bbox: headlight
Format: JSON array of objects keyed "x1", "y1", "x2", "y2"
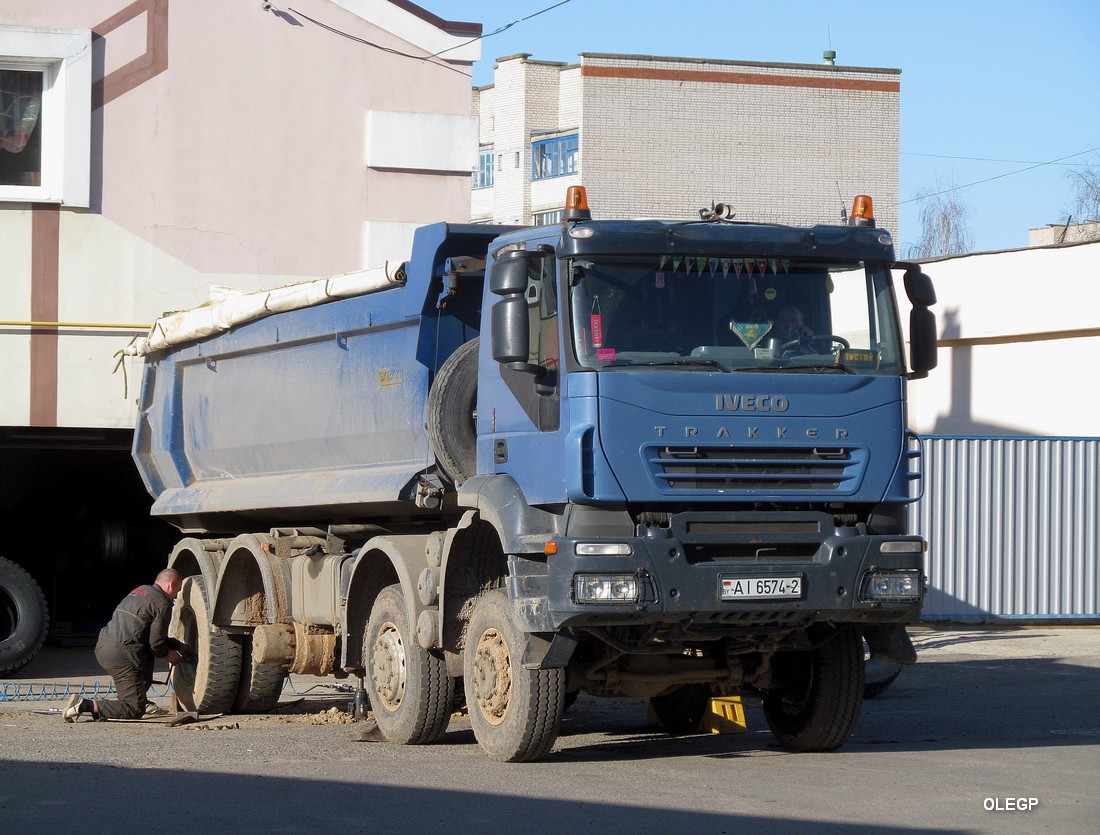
[
  {"x1": 860, "y1": 569, "x2": 923, "y2": 602},
  {"x1": 878, "y1": 540, "x2": 926, "y2": 554},
  {"x1": 575, "y1": 542, "x2": 633, "y2": 556},
  {"x1": 574, "y1": 574, "x2": 639, "y2": 604}
]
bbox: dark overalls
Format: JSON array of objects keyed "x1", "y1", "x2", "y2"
[{"x1": 93, "y1": 584, "x2": 182, "y2": 720}]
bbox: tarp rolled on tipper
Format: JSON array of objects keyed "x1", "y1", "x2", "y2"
[{"x1": 123, "y1": 261, "x2": 409, "y2": 357}]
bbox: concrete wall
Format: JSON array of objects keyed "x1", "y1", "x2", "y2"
[
  {"x1": 908, "y1": 240, "x2": 1100, "y2": 438},
  {"x1": 0, "y1": 0, "x2": 480, "y2": 430}
]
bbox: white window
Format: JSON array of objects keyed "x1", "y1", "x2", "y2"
[
  {"x1": 533, "y1": 208, "x2": 563, "y2": 226},
  {"x1": 473, "y1": 148, "x2": 494, "y2": 189},
  {"x1": 0, "y1": 27, "x2": 91, "y2": 206}
]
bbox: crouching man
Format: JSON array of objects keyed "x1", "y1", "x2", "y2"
[{"x1": 64, "y1": 568, "x2": 192, "y2": 722}]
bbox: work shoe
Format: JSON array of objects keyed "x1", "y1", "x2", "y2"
[
  {"x1": 144, "y1": 703, "x2": 170, "y2": 717},
  {"x1": 63, "y1": 694, "x2": 86, "y2": 723}
]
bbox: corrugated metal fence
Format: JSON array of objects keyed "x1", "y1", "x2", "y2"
[{"x1": 911, "y1": 437, "x2": 1100, "y2": 621}]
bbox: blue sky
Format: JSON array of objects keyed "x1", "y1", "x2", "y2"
[{"x1": 423, "y1": 0, "x2": 1100, "y2": 254}]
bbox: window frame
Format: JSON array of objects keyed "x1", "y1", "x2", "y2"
[
  {"x1": 0, "y1": 26, "x2": 92, "y2": 206},
  {"x1": 533, "y1": 208, "x2": 563, "y2": 226},
  {"x1": 472, "y1": 147, "x2": 494, "y2": 189},
  {"x1": 531, "y1": 134, "x2": 578, "y2": 181}
]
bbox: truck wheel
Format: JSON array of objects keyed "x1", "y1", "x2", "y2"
[
  {"x1": 234, "y1": 635, "x2": 286, "y2": 713},
  {"x1": 364, "y1": 584, "x2": 452, "y2": 744},
  {"x1": 426, "y1": 337, "x2": 479, "y2": 484},
  {"x1": 463, "y1": 589, "x2": 565, "y2": 762},
  {"x1": 649, "y1": 684, "x2": 711, "y2": 734},
  {"x1": 0, "y1": 557, "x2": 49, "y2": 676},
  {"x1": 762, "y1": 626, "x2": 864, "y2": 752},
  {"x1": 170, "y1": 577, "x2": 242, "y2": 713}
]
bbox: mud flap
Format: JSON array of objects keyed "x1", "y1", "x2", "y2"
[
  {"x1": 862, "y1": 623, "x2": 917, "y2": 665},
  {"x1": 520, "y1": 631, "x2": 577, "y2": 670}
]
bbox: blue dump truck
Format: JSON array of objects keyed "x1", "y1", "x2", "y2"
[{"x1": 131, "y1": 188, "x2": 937, "y2": 761}]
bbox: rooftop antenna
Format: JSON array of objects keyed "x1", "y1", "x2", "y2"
[{"x1": 825, "y1": 27, "x2": 844, "y2": 224}]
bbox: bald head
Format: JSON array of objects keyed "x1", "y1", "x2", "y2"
[{"x1": 155, "y1": 568, "x2": 183, "y2": 600}]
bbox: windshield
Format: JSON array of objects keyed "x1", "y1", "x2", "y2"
[{"x1": 568, "y1": 255, "x2": 904, "y2": 375}]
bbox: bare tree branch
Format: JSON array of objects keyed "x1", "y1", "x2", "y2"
[
  {"x1": 1065, "y1": 154, "x2": 1100, "y2": 225},
  {"x1": 907, "y1": 181, "x2": 974, "y2": 258}
]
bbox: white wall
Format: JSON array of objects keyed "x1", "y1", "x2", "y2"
[{"x1": 908, "y1": 241, "x2": 1100, "y2": 438}]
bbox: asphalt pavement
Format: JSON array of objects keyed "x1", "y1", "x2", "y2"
[{"x1": 2, "y1": 626, "x2": 1097, "y2": 834}]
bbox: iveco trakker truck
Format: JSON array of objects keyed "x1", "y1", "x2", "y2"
[{"x1": 130, "y1": 188, "x2": 937, "y2": 761}]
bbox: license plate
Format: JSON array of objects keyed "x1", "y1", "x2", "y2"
[{"x1": 719, "y1": 575, "x2": 802, "y2": 600}]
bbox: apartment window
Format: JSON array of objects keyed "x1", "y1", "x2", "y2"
[
  {"x1": 532, "y1": 134, "x2": 578, "y2": 181},
  {"x1": 0, "y1": 68, "x2": 43, "y2": 186},
  {"x1": 0, "y1": 27, "x2": 92, "y2": 206},
  {"x1": 473, "y1": 148, "x2": 494, "y2": 189},
  {"x1": 533, "y1": 208, "x2": 563, "y2": 226}
]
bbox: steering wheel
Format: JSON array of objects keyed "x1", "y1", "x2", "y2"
[{"x1": 779, "y1": 334, "x2": 850, "y2": 354}]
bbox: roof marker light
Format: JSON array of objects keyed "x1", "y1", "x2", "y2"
[
  {"x1": 563, "y1": 186, "x2": 592, "y2": 222},
  {"x1": 849, "y1": 195, "x2": 875, "y2": 227}
]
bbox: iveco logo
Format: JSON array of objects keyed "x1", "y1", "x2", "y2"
[{"x1": 715, "y1": 394, "x2": 790, "y2": 413}]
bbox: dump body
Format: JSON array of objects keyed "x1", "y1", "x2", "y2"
[{"x1": 133, "y1": 223, "x2": 512, "y2": 532}]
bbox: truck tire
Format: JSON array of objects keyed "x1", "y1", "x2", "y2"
[
  {"x1": 234, "y1": 635, "x2": 286, "y2": 713},
  {"x1": 170, "y1": 577, "x2": 242, "y2": 713},
  {"x1": 364, "y1": 584, "x2": 452, "y2": 744},
  {"x1": 426, "y1": 337, "x2": 479, "y2": 484},
  {"x1": 463, "y1": 589, "x2": 565, "y2": 762},
  {"x1": 0, "y1": 557, "x2": 49, "y2": 677},
  {"x1": 762, "y1": 626, "x2": 864, "y2": 752},
  {"x1": 649, "y1": 683, "x2": 711, "y2": 734}
]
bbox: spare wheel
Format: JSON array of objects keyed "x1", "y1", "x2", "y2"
[{"x1": 426, "y1": 338, "x2": 479, "y2": 484}]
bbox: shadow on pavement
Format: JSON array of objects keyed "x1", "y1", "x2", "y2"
[{"x1": 0, "y1": 758, "x2": 961, "y2": 835}]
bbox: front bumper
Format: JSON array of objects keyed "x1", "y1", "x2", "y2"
[{"x1": 510, "y1": 514, "x2": 924, "y2": 633}]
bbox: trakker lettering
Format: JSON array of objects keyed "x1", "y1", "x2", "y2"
[
  {"x1": 655, "y1": 426, "x2": 849, "y2": 440},
  {"x1": 715, "y1": 394, "x2": 790, "y2": 412}
]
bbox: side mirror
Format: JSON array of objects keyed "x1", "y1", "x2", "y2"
[
  {"x1": 903, "y1": 268, "x2": 936, "y2": 307},
  {"x1": 490, "y1": 250, "x2": 529, "y2": 296},
  {"x1": 489, "y1": 250, "x2": 537, "y2": 371},
  {"x1": 895, "y1": 263, "x2": 938, "y2": 379},
  {"x1": 491, "y1": 295, "x2": 530, "y2": 367},
  {"x1": 908, "y1": 306, "x2": 938, "y2": 379}
]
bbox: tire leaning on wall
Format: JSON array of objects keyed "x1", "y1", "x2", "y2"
[{"x1": 0, "y1": 556, "x2": 49, "y2": 677}]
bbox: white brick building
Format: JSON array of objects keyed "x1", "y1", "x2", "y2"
[
  {"x1": 1029, "y1": 219, "x2": 1100, "y2": 246},
  {"x1": 473, "y1": 52, "x2": 900, "y2": 233}
]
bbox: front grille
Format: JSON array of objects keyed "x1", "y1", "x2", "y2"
[{"x1": 650, "y1": 445, "x2": 862, "y2": 493}]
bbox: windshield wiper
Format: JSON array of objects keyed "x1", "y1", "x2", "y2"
[
  {"x1": 782, "y1": 362, "x2": 856, "y2": 374},
  {"x1": 637, "y1": 358, "x2": 727, "y2": 371}
]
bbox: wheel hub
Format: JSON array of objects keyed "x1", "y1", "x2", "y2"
[
  {"x1": 471, "y1": 627, "x2": 511, "y2": 726},
  {"x1": 371, "y1": 622, "x2": 406, "y2": 710}
]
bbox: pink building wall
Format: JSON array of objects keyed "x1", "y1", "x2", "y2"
[{"x1": 0, "y1": 0, "x2": 480, "y2": 428}]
